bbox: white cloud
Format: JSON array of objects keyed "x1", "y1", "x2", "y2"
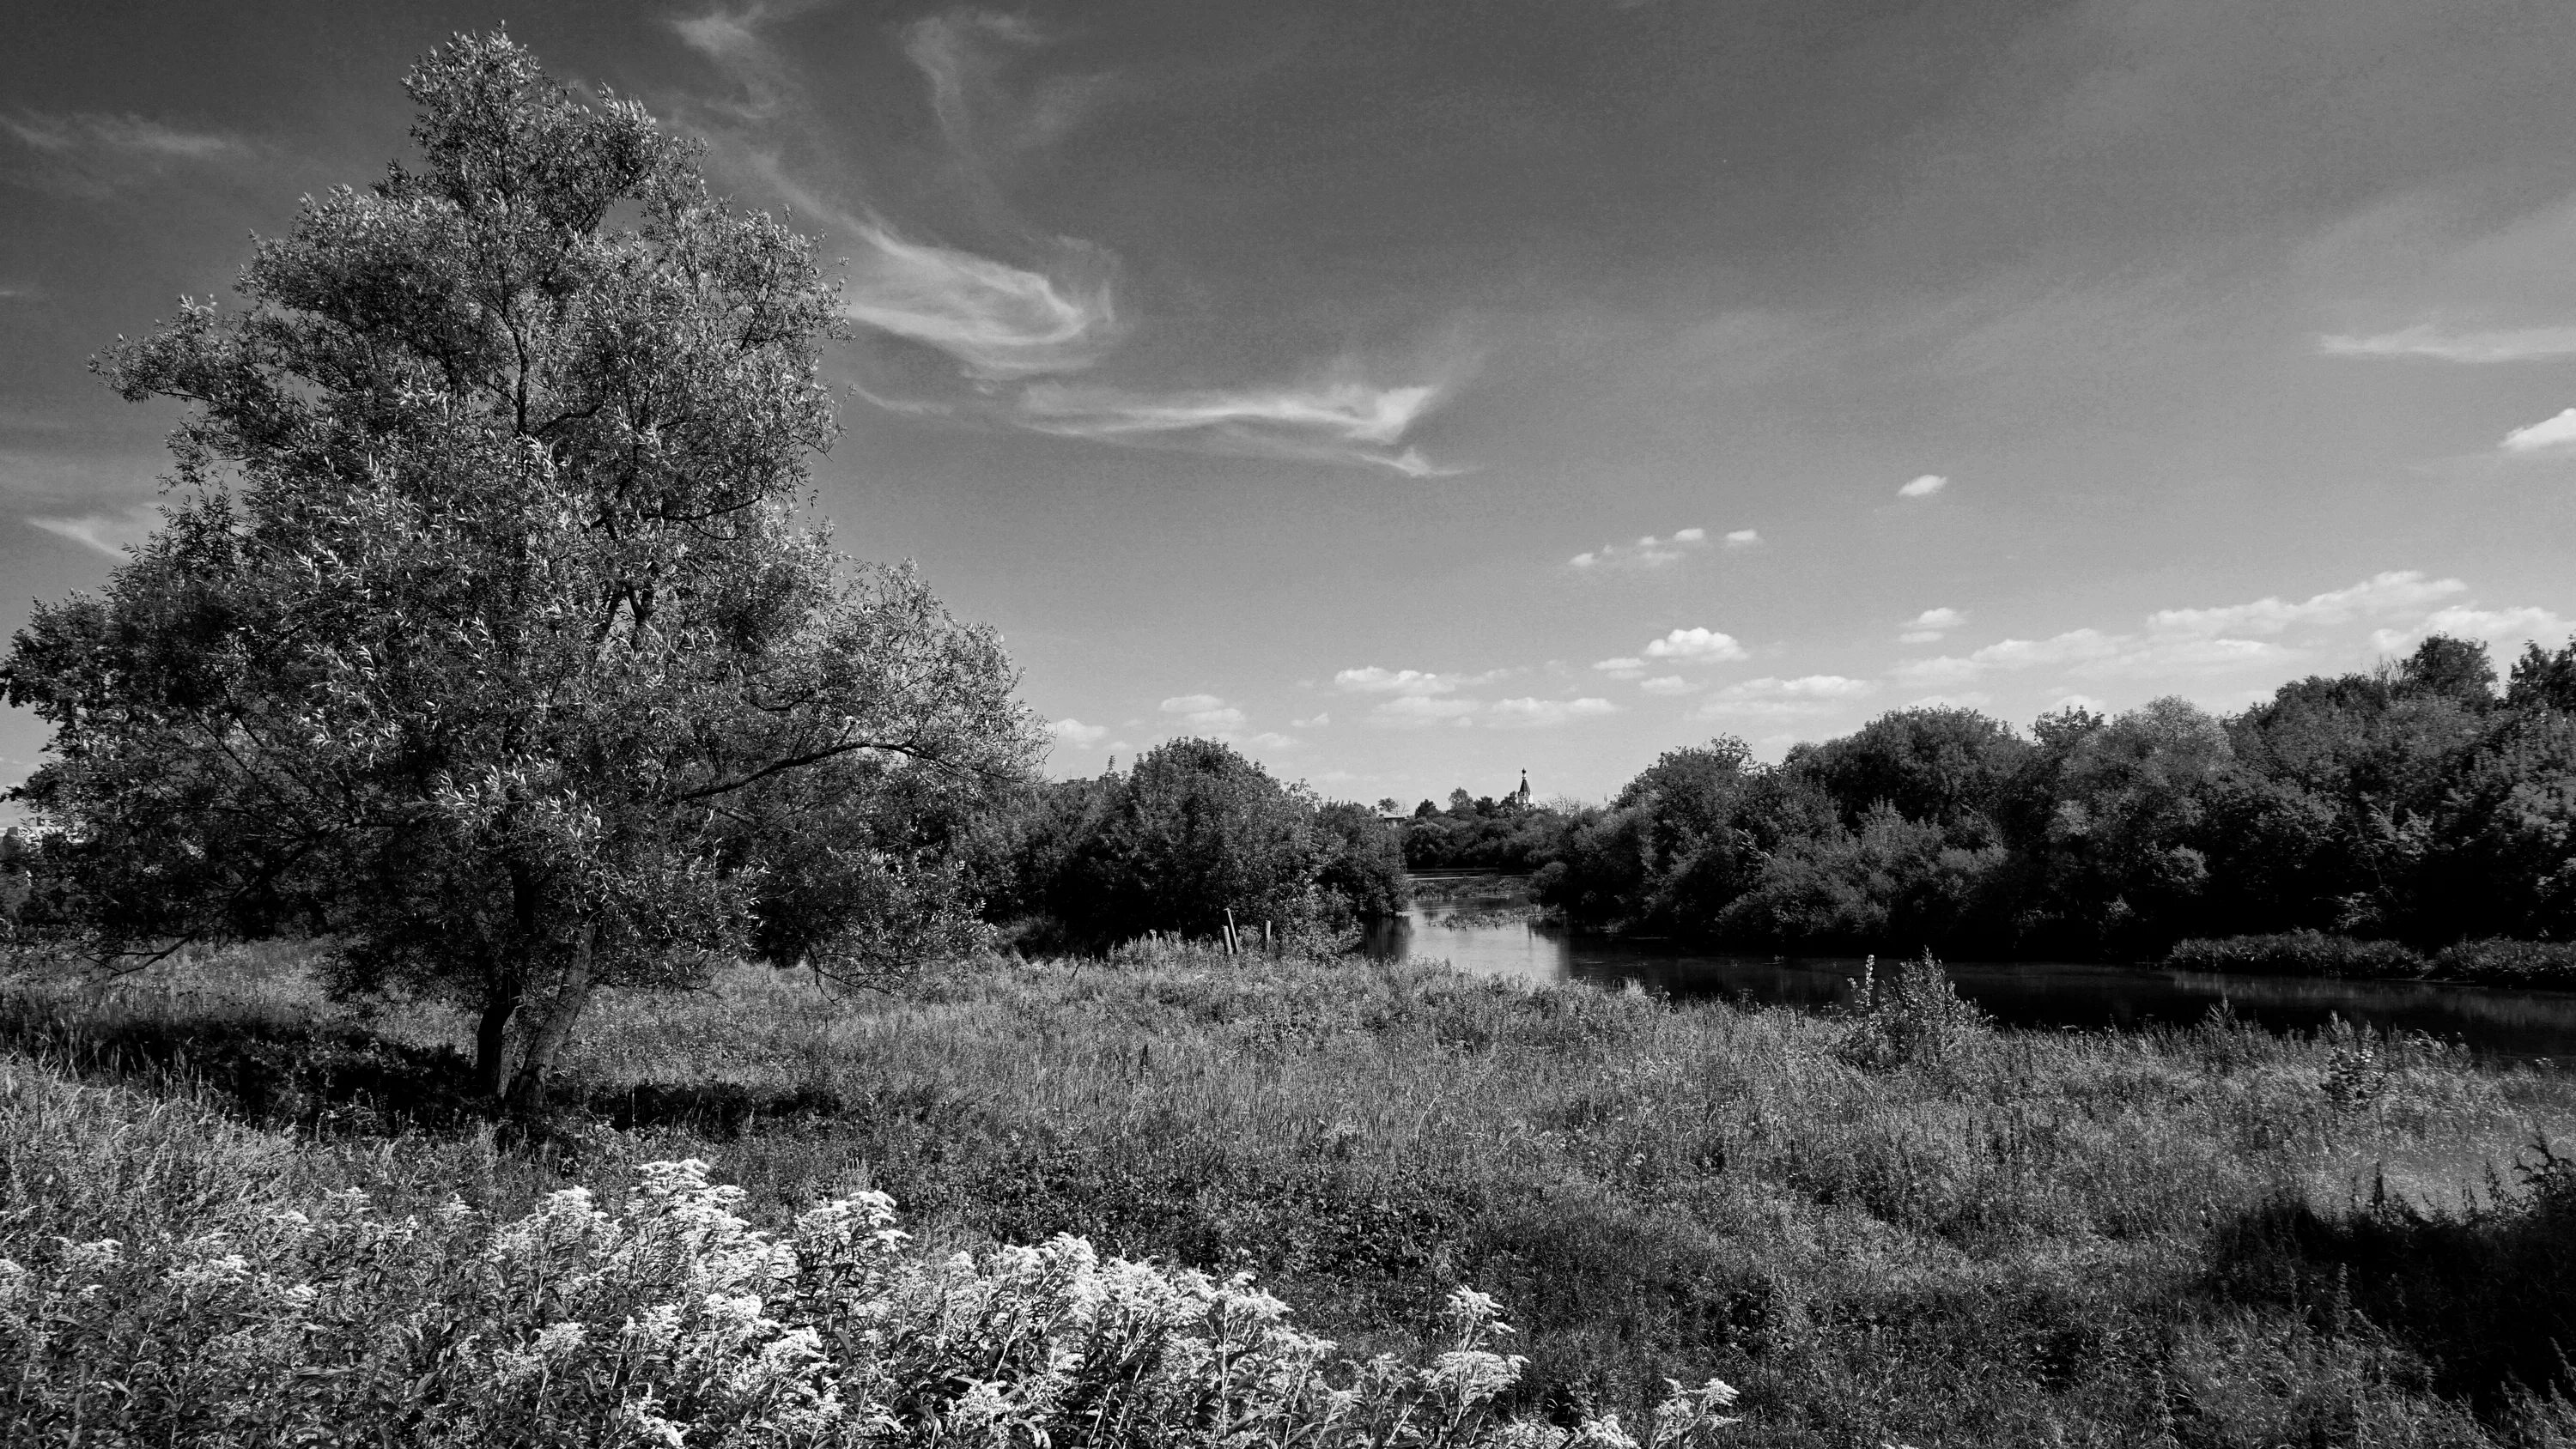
[
  {"x1": 841, "y1": 227, "x2": 1121, "y2": 381},
  {"x1": 1896, "y1": 628, "x2": 2283, "y2": 685},
  {"x1": 2145, "y1": 571, "x2": 2467, "y2": 636},
  {"x1": 1242, "y1": 731, "x2": 1298, "y2": 749},
  {"x1": 2374, "y1": 605, "x2": 2576, "y2": 653},
  {"x1": 1637, "y1": 676, "x2": 1698, "y2": 695},
  {"x1": 1158, "y1": 694, "x2": 1246, "y2": 731},
  {"x1": 1724, "y1": 529, "x2": 1760, "y2": 547},
  {"x1": 1365, "y1": 695, "x2": 1480, "y2": 729},
  {"x1": 1591, "y1": 656, "x2": 1647, "y2": 678},
  {"x1": 1048, "y1": 718, "x2": 1109, "y2": 749},
  {"x1": 1015, "y1": 378, "x2": 1459, "y2": 476},
  {"x1": 0, "y1": 110, "x2": 250, "y2": 195},
  {"x1": 1899, "y1": 606, "x2": 1965, "y2": 644},
  {"x1": 1899, "y1": 473, "x2": 1947, "y2": 499},
  {"x1": 1568, "y1": 527, "x2": 1713, "y2": 569},
  {"x1": 1693, "y1": 675, "x2": 1874, "y2": 721},
  {"x1": 1291, "y1": 712, "x2": 1332, "y2": 728},
  {"x1": 1332, "y1": 666, "x2": 1502, "y2": 696},
  {"x1": 2319, "y1": 324, "x2": 2576, "y2": 364},
  {"x1": 2502, "y1": 407, "x2": 2576, "y2": 454},
  {"x1": 27, "y1": 505, "x2": 157, "y2": 557},
  {"x1": 1641, "y1": 627, "x2": 1747, "y2": 662},
  {"x1": 1485, "y1": 696, "x2": 1619, "y2": 728}
]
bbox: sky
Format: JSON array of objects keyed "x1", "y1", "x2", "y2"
[{"x1": 7, "y1": 0, "x2": 2576, "y2": 813}]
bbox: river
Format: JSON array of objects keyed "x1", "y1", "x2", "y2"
[{"x1": 1364, "y1": 875, "x2": 2576, "y2": 1058}]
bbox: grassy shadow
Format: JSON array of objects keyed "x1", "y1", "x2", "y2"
[{"x1": 2209, "y1": 1139, "x2": 2576, "y2": 1412}]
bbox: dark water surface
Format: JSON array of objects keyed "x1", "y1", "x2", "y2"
[{"x1": 1367, "y1": 878, "x2": 2576, "y2": 1059}]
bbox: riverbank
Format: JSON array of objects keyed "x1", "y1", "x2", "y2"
[
  {"x1": 6, "y1": 944, "x2": 2576, "y2": 1444},
  {"x1": 2168, "y1": 931, "x2": 2576, "y2": 987}
]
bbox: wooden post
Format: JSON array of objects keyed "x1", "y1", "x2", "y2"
[{"x1": 1224, "y1": 907, "x2": 1238, "y2": 955}]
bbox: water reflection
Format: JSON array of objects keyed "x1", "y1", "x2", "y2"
[{"x1": 1366, "y1": 892, "x2": 2576, "y2": 1059}]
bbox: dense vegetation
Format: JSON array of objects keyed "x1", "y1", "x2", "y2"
[
  {"x1": 6, "y1": 943, "x2": 2574, "y2": 1446},
  {"x1": 983, "y1": 737, "x2": 1407, "y2": 950},
  {"x1": 1528, "y1": 635, "x2": 2576, "y2": 964}
]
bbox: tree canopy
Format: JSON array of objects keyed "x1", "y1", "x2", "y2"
[{"x1": 1, "y1": 33, "x2": 1037, "y2": 1101}]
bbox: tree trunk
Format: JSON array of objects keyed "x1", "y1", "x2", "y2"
[
  {"x1": 504, "y1": 923, "x2": 595, "y2": 1115},
  {"x1": 473, "y1": 975, "x2": 522, "y2": 1101}
]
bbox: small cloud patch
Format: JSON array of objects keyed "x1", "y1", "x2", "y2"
[{"x1": 1898, "y1": 474, "x2": 1948, "y2": 499}]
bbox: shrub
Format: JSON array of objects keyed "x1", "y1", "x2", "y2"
[
  {"x1": 0, "y1": 1128, "x2": 1742, "y2": 1448},
  {"x1": 2428, "y1": 938, "x2": 2576, "y2": 987},
  {"x1": 2163, "y1": 931, "x2": 2428, "y2": 979},
  {"x1": 1834, "y1": 952, "x2": 1990, "y2": 1070}
]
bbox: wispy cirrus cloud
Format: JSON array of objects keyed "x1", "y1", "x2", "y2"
[
  {"x1": 675, "y1": 3, "x2": 1461, "y2": 477},
  {"x1": 27, "y1": 504, "x2": 158, "y2": 557},
  {"x1": 1334, "y1": 666, "x2": 1470, "y2": 695},
  {"x1": 2319, "y1": 324, "x2": 2576, "y2": 364},
  {"x1": 2, "y1": 110, "x2": 252, "y2": 196},
  {"x1": 1015, "y1": 377, "x2": 1461, "y2": 476}
]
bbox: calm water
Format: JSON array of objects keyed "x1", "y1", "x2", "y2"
[{"x1": 1366, "y1": 879, "x2": 2576, "y2": 1059}]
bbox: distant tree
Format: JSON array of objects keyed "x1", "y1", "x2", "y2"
[
  {"x1": 0, "y1": 34, "x2": 1036, "y2": 1105},
  {"x1": 1038, "y1": 738, "x2": 1332, "y2": 943},
  {"x1": 1313, "y1": 801, "x2": 1409, "y2": 924},
  {"x1": 2508, "y1": 638, "x2": 2576, "y2": 712},
  {"x1": 1787, "y1": 706, "x2": 2029, "y2": 842},
  {"x1": 2396, "y1": 634, "x2": 2496, "y2": 708}
]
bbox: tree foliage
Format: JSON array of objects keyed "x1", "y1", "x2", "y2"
[
  {"x1": 1002, "y1": 739, "x2": 1404, "y2": 947},
  {"x1": 1533, "y1": 634, "x2": 2576, "y2": 958},
  {"x1": 0, "y1": 34, "x2": 1037, "y2": 1100}
]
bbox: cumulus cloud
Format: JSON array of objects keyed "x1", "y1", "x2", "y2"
[
  {"x1": 1365, "y1": 694, "x2": 1480, "y2": 729},
  {"x1": 1899, "y1": 473, "x2": 1948, "y2": 499},
  {"x1": 1334, "y1": 666, "x2": 1473, "y2": 695},
  {"x1": 1486, "y1": 696, "x2": 1619, "y2": 728},
  {"x1": 1048, "y1": 717, "x2": 1109, "y2": 749},
  {"x1": 1896, "y1": 630, "x2": 2281, "y2": 685},
  {"x1": 2319, "y1": 324, "x2": 2576, "y2": 364},
  {"x1": 2374, "y1": 605, "x2": 2576, "y2": 653},
  {"x1": 1641, "y1": 627, "x2": 1747, "y2": 662},
  {"x1": 2145, "y1": 571, "x2": 2467, "y2": 635},
  {"x1": 1724, "y1": 529, "x2": 1760, "y2": 547},
  {"x1": 1900, "y1": 606, "x2": 1965, "y2": 644},
  {"x1": 2503, "y1": 407, "x2": 2576, "y2": 454},
  {"x1": 1158, "y1": 694, "x2": 1246, "y2": 731},
  {"x1": 1696, "y1": 675, "x2": 1874, "y2": 719},
  {"x1": 1591, "y1": 656, "x2": 1647, "y2": 678},
  {"x1": 27, "y1": 504, "x2": 158, "y2": 557},
  {"x1": 1016, "y1": 378, "x2": 1457, "y2": 476},
  {"x1": 1569, "y1": 527, "x2": 1714, "y2": 569}
]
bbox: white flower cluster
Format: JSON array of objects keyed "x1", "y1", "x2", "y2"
[{"x1": 0, "y1": 1158, "x2": 1741, "y2": 1446}]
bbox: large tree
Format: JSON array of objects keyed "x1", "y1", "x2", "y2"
[{"x1": 1, "y1": 33, "x2": 1037, "y2": 1103}]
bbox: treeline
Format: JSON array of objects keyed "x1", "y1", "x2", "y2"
[
  {"x1": 1400, "y1": 791, "x2": 1566, "y2": 870},
  {"x1": 1527, "y1": 634, "x2": 2576, "y2": 961}
]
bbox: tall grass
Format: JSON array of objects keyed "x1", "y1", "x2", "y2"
[{"x1": 7, "y1": 943, "x2": 2576, "y2": 1445}]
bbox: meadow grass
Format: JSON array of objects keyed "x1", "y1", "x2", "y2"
[{"x1": 6, "y1": 943, "x2": 2576, "y2": 1445}]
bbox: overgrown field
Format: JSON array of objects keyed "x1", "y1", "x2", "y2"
[{"x1": 7, "y1": 944, "x2": 2576, "y2": 1446}]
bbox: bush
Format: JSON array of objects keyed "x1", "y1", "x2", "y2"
[
  {"x1": 2428, "y1": 938, "x2": 2576, "y2": 987},
  {"x1": 2164, "y1": 931, "x2": 2428, "y2": 979},
  {"x1": 0, "y1": 1094, "x2": 1743, "y2": 1447}
]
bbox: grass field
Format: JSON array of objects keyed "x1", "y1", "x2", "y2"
[{"x1": 6, "y1": 942, "x2": 2576, "y2": 1446}]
